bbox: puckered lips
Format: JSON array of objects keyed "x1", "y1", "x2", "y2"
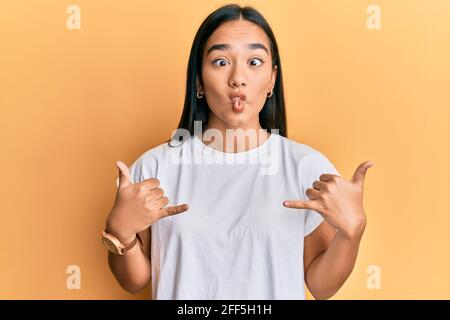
[
  {"x1": 229, "y1": 92, "x2": 246, "y2": 102},
  {"x1": 229, "y1": 92, "x2": 246, "y2": 113}
]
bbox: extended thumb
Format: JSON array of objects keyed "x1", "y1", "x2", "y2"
[{"x1": 116, "y1": 161, "x2": 131, "y2": 188}]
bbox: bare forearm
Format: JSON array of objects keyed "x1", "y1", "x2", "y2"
[
  {"x1": 306, "y1": 230, "x2": 363, "y2": 300},
  {"x1": 108, "y1": 240, "x2": 151, "y2": 294}
]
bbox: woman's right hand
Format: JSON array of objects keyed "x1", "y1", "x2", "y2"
[{"x1": 105, "y1": 160, "x2": 189, "y2": 244}]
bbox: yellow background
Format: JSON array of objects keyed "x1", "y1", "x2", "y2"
[{"x1": 1, "y1": 0, "x2": 449, "y2": 299}]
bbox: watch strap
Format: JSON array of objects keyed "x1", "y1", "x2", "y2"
[
  {"x1": 102, "y1": 229, "x2": 144, "y2": 255},
  {"x1": 121, "y1": 234, "x2": 139, "y2": 254}
]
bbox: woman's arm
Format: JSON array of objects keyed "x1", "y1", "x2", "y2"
[
  {"x1": 285, "y1": 160, "x2": 373, "y2": 299},
  {"x1": 107, "y1": 227, "x2": 151, "y2": 294},
  {"x1": 106, "y1": 161, "x2": 187, "y2": 294},
  {"x1": 304, "y1": 220, "x2": 364, "y2": 300}
]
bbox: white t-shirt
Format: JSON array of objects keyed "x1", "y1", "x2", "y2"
[{"x1": 122, "y1": 133, "x2": 340, "y2": 299}]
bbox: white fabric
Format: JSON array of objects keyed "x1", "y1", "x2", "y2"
[{"x1": 122, "y1": 133, "x2": 340, "y2": 299}]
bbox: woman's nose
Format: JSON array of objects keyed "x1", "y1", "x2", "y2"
[
  {"x1": 230, "y1": 79, "x2": 246, "y2": 88},
  {"x1": 228, "y1": 64, "x2": 247, "y2": 88}
]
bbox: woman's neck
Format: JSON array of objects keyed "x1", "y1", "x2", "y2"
[{"x1": 201, "y1": 120, "x2": 271, "y2": 153}]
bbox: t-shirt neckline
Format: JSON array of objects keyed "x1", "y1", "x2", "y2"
[{"x1": 193, "y1": 132, "x2": 275, "y2": 156}]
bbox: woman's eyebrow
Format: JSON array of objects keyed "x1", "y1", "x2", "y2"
[{"x1": 206, "y1": 43, "x2": 269, "y2": 55}]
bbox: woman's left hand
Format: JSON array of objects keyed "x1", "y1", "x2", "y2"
[{"x1": 283, "y1": 161, "x2": 374, "y2": 240}]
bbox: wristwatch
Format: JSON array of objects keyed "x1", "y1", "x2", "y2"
[{"x1": 101, "y1": 229, "x2": 143, "y2": 255}]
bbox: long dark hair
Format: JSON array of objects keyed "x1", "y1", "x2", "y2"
[{"x1": 175, "y1": 3, "x2": 287, "y2": 138}]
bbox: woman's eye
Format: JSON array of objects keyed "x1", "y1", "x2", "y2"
[
  {"x1": 249, "y1": 58, "x2": 263, "y2": 66},
  {"x1": 212, "y1": 59, "x2": 229, "y2": 67},
  {"x1": 212, "y1": 58, "x2": 264, "y2": 67}
]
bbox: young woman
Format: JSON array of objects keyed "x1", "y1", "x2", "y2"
[{"x1": 103, "y1": 4, "x2": 373, "y2": 300}]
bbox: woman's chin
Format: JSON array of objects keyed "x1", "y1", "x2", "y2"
[{"x1": 222, "y1": 115, "x2": 250, "y2": 128}]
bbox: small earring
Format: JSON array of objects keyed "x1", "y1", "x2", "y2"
[
  {"x1": 267, "y1": 89, "x2": 273, "y2": 98},
  {"x1": 196, "y1": 89, "x2": 204, "y2": 99}
]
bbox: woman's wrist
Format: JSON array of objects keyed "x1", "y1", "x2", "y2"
[
  {"x1": 105, "y1": 219, "x2": 135, "y2": 246},
  {"x1": 106, "y1": 227, "x2": 136, "y2": 246}
]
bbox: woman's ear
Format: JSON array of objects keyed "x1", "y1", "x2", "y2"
[
  {"x1": 269, "y1": 65, "x2": 278, "y2": 90},
  {"x1": 196, "y1": 76, "x2": 203, "y2": 91}
]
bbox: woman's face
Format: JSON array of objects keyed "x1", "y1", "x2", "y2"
[{"x1": 199, "y1": 18, "x2": 277, "y2": 130}]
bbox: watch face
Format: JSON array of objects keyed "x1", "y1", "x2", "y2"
[{"x1": 102, "y1": 237, "x2": 120, "y2": 255}]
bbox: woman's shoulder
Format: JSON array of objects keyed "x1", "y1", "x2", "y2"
[
  {"x1": 134, "y1": 137, "x2": 183, "y2": 162},
  {"x1": 278, "y1": 135, "x2": 327, "y2": 160},
  {"x1": 277, "y1": 135, "x2": 339, "y2": 174},
  {"x1": 126, "y1": 137, "x2": 188, "y2": 183}
]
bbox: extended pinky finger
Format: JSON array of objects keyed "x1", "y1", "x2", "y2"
[
  {"x1": 164, "y1": 204, "x2": 189, "y2": 216},
  {"x1": 283, "y1": 200, "x2": 316, "y2": 210}
]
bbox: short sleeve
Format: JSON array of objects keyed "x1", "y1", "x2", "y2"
[{"x1": 299, "y1": 151, "x2": 340, "y2": 237}]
